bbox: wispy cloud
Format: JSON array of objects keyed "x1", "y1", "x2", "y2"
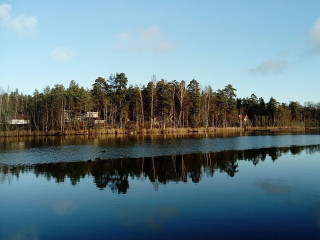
[
  {"x1": 250, "y1": 59, "x2": 287, "y2": 75},
  {"x1": 50, "y1": 46, "x2": 76, "y2": 62},
  {"x1": 0, "y1": 3, "x2": 37, "y2": 36},
  {"x1": 310, "y1": 17, "x2": 320, "y2": 52},
  {"x1": 250, "y1": 16, "x2": 320, "y2": 75},
  {"x1": 116, "y1": 26, "x2": 175, "y2": 53}
]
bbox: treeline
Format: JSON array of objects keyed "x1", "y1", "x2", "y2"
[{"x1": 0, "y1": 72, "x2": 319, "y2": 132}]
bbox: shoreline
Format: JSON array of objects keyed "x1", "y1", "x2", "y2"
[{"x1": 0, "y1": 126, "x2": 314, "y2": 138}]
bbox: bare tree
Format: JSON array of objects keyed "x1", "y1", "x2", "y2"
[
  {"x1": 138, "y1": 85, "x2": 144, "y2": 128},
  {"x1": 203, "y1": 86, "x2": 212, "y2": 128},
  {"x1": 150, "y1": 75, "x2": 156, "y2": 129},
  {"x1": 176, "y1": 80, "x2": 186, "y2": 128}
]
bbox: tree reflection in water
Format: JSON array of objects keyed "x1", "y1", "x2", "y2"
[{"x1": 1, "y1": 145, "x2": 319, "y2": 193}]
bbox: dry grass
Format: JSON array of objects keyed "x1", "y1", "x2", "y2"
[
  {"x1": 0, "y1": 126, "x2": 311, "y2": 138},
  {"x1": 244, "y1": 127, "x2": 305, "y2": 132}
]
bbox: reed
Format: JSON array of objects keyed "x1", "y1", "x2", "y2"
[{"x1": 0, "y1": 126, "x2": 311, "y2": 138}]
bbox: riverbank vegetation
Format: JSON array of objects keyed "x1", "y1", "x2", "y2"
[{"x1": 0, "y1": 73, "x2": 319, "y2": 135}]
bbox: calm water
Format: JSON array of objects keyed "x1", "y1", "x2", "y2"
[
  {"x1": 1, "y1": 131, "x2": 320, "y2": 164},
  {"x1": 1, "y1": 133, "x2": 320, "y2": 239}
]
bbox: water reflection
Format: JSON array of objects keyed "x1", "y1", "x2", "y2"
[
  {"x1": 115, "y1": 206, "x2": 179, "y2": 232},
  {"x1": 253, "y1": 179, "x2": 291, "y2": 195},
  {"x1": 0, "y1": 133, "x2": 247, "y2": 151},
  {"x1": 1, "y1": 145, "x2": 319, "y2": 193},
  {"x1": 4, "y1": 225, "x2": 39, "y2": 240},
  {"x1": 0, "y1": 130, "x2": 315, "y2": 152},
  {"x1": 2, "y1": 132, "x2": 320, "y2": 165},
  {"x1": 52, "y1": 199, "x2": 78, "y2": 216}
]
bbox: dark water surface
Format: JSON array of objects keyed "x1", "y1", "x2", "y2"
[
  {"x1": 1, "y1": 131, "x2": 320, "y2": 164},
  {"x1": 1, "y1": 132, "x2": 320, "y2": 239}
]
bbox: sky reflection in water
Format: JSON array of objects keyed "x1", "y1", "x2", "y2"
[{"x1": 0, "y1": 141, "x2": 320, "y2": 239}]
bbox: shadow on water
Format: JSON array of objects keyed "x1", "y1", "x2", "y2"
[{"x1": 1, "y1": 144, "x2": 319, "y2": 193}]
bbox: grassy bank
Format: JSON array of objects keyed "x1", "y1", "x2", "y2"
[
  {"x1": 244, "y1": 127, "x2": 307, "y2": 132},
  {"x1": 0, "y1": 126, "x2": 314, "y2": 138},
  {"x1": 0, "y1": 127, "x2": 244, "y2": 137}
]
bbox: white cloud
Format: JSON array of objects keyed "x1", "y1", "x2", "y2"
[
  {"x1": 250, "y1": 59, "x2": 287, "y2": 75},
  {"x1": 0, "y1": 4, "x2": 11, "y2": 20},
  {"x1": 310, "y1": 17, "x2": 320, "y2": 52},
  {"x1": 0, "y1": 3, "x2": 37, "y2": 36},
  {"x1": 50, "y1": 46, "x2": 76, "y2": 62},
  {"x1": 157, "y1": 41, "x2": 176, "y2": 52},
  {"x1": 116, "y1": 26, "x2": 175, "y2": 53}
]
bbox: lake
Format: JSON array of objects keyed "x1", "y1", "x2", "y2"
[{"x1": 1, "y1": 132, "x2": 320, "y2": 239}]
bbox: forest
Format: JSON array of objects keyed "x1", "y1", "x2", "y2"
[{"x1": 0, "y1": 72, "x2": 319, "y2": 133}]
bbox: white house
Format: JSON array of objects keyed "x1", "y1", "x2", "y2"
[
  {"x1": 85, "y1": 112, "x2": 99, "y2": 118},
  {"x1": 10, "y1": 114, "x2": 30, "y2": 125}
]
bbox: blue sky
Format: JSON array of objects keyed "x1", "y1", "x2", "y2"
[{"x1": 1, "y1": 0, "x2": 320, "y2": 103}]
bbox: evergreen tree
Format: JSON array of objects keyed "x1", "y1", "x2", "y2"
[{"x1": 187, "y1": 79, "x2": 201, "y2": 127}]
